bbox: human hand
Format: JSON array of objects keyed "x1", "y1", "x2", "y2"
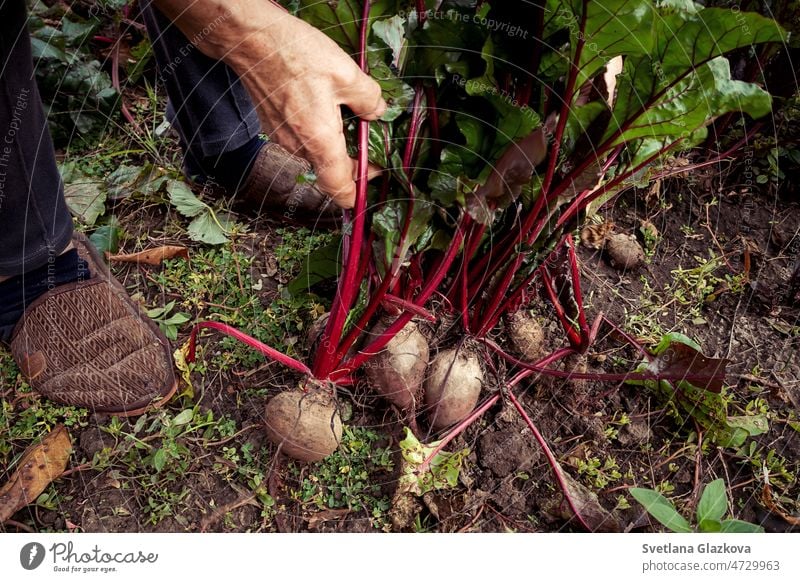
[{"x1": 154, "y1": 0, "x2": 386, "y2": 208}]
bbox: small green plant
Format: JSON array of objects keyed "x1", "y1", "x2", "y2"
[
  {"x1": 0, "y1": 352, "x2": 88, "y2": 467},
  {"x1": 289, "y1": 426, "x2": 394, "y2": 528},
  {"x1": 740, "y1": 441, "x2": 796, "y2": 489},
  {"x1": 604, "y1": 412, "x2": 631, "y2": 441},
  {"x1": 146, "y1": 300, "x2": 191, "y2": 341},
  {"x1": 575, "y1": 454, "x2": 622, "y2": 489},
  {"x1": 631, "y1": 479, "x2": 764, "y2": 533},
  {"x1": 94, "y1": 407, "x2": 242, "y2": 526}
]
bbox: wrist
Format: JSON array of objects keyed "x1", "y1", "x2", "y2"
[{"x1": 153, "y1": 0, "x2": 288, "y2": 63}]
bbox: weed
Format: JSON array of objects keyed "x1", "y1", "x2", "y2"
[
  {"x1": 151, "y1": 242, "x2": 328, "y2": 371},
  {"x1": 147, "y1": 300, "x2": 191, "y2": 341},
  {"x1": 631, "y1": 478, "x2": 763, "y2": 533},
  {"x1": 740, "y1": 441, "x2": 797, "y2": 489},
  {"x1": 575, "y1": 454, "x2": 622, "y2": 489},
  {"x1": 604, "y1": 412, "x2": 631, "y2": 441},
  {"x1": 88, "y1": 407, "x2": 248, "y2": 526},
  {"x1": 288, "y1": 426, "x2": 394, "y2": 529},
  {"x1": 0, "y1": 351, "x2": 88, "y2": 467}
]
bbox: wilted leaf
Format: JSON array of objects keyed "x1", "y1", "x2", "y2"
[
  {"x1": 64, "y1": 179, "x2": 106, "y2": 226},
  {"x1": 0, "y1": 425, "x2": 72, "y2": 523},
  {"x1": 167, "y1": 180, "x2": 207, "y2": 218},
  {"x1": 645, "y1": 338, "x2": 729, "y2": 393},
  {"x1": 173, "y1": 343, "x2": 194, "y2": 399},
  {"x1": 627, "y1": 333, "x2": 762, "y2": 448},
  {"x1": 399, "y1": 428, "x2": 469, "y2": 496},
  {"x1": 468, "y1": 127, "x2": 548, "y2": 224},
  {"x1": 108, "y1": 245, "x2": 189, "y2": 266},
  {"x1": 558, "y1": 467, "x2": 622, "y2": 532},
  {"x1": 186, "y1": 211, "x2": 230, "y2": 245}
]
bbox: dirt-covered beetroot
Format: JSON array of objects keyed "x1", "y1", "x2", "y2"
[
  {"x1": 424, "y1": 348, "x2": 484, "y2": 429},
  {"x1": 264, "y1": 389, "x2": 342, "y2": 462},
  {"x1": 605, "y1": 233, "x2": 645, "y2": 270},
  {"x1": 506, "y1": 311, "x2": 545, "y2": 362},
  {"x1": 364, "y1": 319, "x2": 429, "y2": 410}
]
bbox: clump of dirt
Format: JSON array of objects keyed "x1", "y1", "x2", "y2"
[{"x1": 478, "y1": 425, "x2": 541, "y2": 478}]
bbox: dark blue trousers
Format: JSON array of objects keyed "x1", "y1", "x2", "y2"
[{"x1": 0, "y1": 0, "x2": 260, "y2": 276}]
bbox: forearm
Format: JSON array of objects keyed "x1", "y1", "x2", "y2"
[{"x1": 151, "y1": 0, "x2": 288, "y2": 64}]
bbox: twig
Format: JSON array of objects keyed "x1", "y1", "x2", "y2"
[
  {"x1": 200, "y1": 491, "x2": 257, "y2": 532},
  {"x1": 59, "y1": 463, "x2": 93, "y2": 478},
  {"x1": 732, "y1": 373, "x2": 785, "y2": 391},
  {"x1": 702, "y1": 202, "x2": 734, "y2": 270},
  {"x1": 188, "y1": 424, "x2": 259, "y2": 447},
  {"x1": 652, "y1": 444, "x2": 694, "y2": 471},
  {"x1": 456, "y1": 504, "x2": 486, "y2": 533},
  {"x1": 2, "y1": 519, "x2": 34, "y2": 533},
  {"x1": 687, "y1": 427, "x2": 704, "y2": 514}
]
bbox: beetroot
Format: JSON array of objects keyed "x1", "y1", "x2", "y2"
[
  {"x1": 424, "y1": 348, "x2": 484, "y2": 429},
  {"x1": 364, "y1": 319, "x2": 429, "y2": 410},
  {"x1": 506, "y1": 310, "x2": 545, "y2": 362},
  {"x1": 264, "y1": 389, "x2": 342, "y2": 462}
]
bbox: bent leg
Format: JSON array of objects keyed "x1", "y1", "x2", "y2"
[{"x1": 139, "y1": 0, "x2": 261, "y2": 179}]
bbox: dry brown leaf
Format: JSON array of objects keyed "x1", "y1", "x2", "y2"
[
  {"x1": 580, "y1": 219, "x2": 615, "y2": 249},
  {"x1": 761, "y1": 482, "x2": 800, "y2": 526},
  {"x1": 306, "y1": 508, "x2": 351, "y2": 529},
  {"x1": 0, "y1": 425, "x2": 72, "y2": 523},
  {"x1": 107, "y1": 245, "x2": 189, "y2": 266},
  {"x1": 557, "y1": 467, "x2": 622, "y2": 532}
]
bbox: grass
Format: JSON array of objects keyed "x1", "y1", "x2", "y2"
[
  {"x1": 0, "y1": 353, "x2": 88, "y2": 469},
  {"x1": 287, "y1": 426, "x2": 394, "y2": 530},
  {"x1": 146, "y1": 230, "x2": 333, "y2": 372}
]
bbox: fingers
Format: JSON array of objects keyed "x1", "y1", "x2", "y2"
[
  {"x1": 340, "y1": 68, "x2": 387, "y2": 121},
  {"x1": 351, "y1": 158, "x2": 384, "y2": 181},
  {"x1": 306, "y1": 121, "x2": 356, "y2": 208}
]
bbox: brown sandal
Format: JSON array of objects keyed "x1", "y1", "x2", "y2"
[{"x1": 9, "y1": 233, "x2": 177, "y2": 416}]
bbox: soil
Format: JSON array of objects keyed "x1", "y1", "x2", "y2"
[{"x1": 3, "y1": 161, "x2": 799, "y2": 535}]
